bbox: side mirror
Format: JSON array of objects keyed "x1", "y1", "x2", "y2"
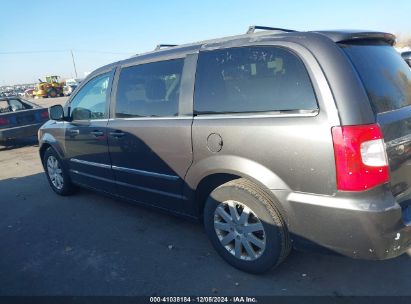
[{"x1": 49, "y1": 105, "x2": 64, "y2": 121}]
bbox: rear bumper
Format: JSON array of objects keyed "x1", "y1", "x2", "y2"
[
  {"x1": 274, "y1": 186, "x2": 411, "y2": 260},
  {"x1": 0, "y1": 123, "x2": 43, "y2": 141}
]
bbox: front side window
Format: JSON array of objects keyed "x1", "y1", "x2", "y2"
[
  {"x1": 70, "y1": 73, "x2": 110, "y2": 120},
  {"x1": 115, "y1": 59, "x2": 184, "y2": 118},
  {"x1": 194, "y1": 46, "x2": 318, "y2": 114}
]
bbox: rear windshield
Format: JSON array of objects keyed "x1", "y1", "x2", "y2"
[{"x1": 341, "y1": 43, "x2": 411, "y2": 114}]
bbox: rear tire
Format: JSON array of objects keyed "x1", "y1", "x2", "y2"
[
  {"x1": 43, "y1": 147, "x2": 73, "y2": 196},
  {"x1": 204, "y1": 178, "x2": 291, "y2": 273}
]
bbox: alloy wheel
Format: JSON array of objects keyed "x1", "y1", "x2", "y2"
[
  {"x1": 214, "y1": 200, "x2": 266, "y2": 261},
  {"x1": 47, "y1": 155, "x2": 64, "y2": 190}
]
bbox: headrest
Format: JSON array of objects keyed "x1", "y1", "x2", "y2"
[{"x1": 146, "y1": 78, "x2": 166, "y2": 100}]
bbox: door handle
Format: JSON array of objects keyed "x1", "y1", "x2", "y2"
[
  {"x1": 69, "y1": 129, "x2": 79, "y2": 136},
  {"x1": 109, "y1": 130, "x2": 125, "y2": 138},
  {"x1": 90, "y1": 130, "x2": 104, "y2": 137}
]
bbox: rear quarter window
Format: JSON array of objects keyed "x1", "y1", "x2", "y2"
[
  {"x1": 342, "y1": 44, "x2": 411, "y2": 114},
  {"x1": 194, "y1": 46, "x2": 318, "y2": 115}
]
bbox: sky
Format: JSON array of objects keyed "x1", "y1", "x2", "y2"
[{"x1": 1, "y1": 0, "x2": 410, "y2": 85}]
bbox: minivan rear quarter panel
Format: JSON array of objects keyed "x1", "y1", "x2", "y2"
[{"x1": 186, "y1": 40, "x2": 341, "y2": 198}]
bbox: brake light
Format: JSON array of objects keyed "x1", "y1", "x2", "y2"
[
  {"x1": 41, "y1": 111, "x2": 49, "y2": 119},
  {"x1": 331, "y1": 124, "x2": 389, "y2": 191},
  {"x1": 0, "y1": 117, "x2": 9, "y2": 125}
]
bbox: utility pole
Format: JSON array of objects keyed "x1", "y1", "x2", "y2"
[{"x1": 70, "y1": 50, "x2": 78, "y2": 78}]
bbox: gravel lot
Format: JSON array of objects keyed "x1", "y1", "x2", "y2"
[
  {"x1": 29, "y1": 96, "x2": 69, "y2": 108},
  {"x1": 1, "y1": 97, "x2": 411, "y2": 296}
]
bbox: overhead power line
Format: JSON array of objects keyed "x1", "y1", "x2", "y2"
[{"x1": 0, "y1": 50, "x2": 68, "y2": 54}]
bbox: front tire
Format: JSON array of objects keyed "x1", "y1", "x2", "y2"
[
  {"x1": 43, "y1": 147, "x2": 73, "y2": 196},
  {"x1": 204, "y1": 178, "x2": 291, "y2": 273}
]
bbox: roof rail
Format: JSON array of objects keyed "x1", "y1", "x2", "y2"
[
  {"x1": 246, "y1": 25, "x2": 296, "y2": 34},
  {"x1": 154, "y1": 44, "x2": 178, "y2": 51}
]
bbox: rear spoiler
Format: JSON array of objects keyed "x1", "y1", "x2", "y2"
[{"x1": 313, "y1": 31, "x2": 396, "y2": 46}]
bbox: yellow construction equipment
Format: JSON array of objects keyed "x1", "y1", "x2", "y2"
[{"x1": 33, "y1": 76, "x2": 64, "y2": 98}]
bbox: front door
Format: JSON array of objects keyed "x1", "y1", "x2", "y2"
[{"x1": 64, "y1": 70, "x2": 116, "y2": 193}]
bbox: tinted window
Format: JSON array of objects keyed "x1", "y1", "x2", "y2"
[
  {"x1": 116, "y1": 59, "x2": 184, "y2": 118},
  {"x1": 70, "y1": 73, "x2": 110, "y2": 120},
  {"x1": 9, "y1": 99, "x2": 29, "y2": 111},
  {"x1": 194, "y1": 46, "x2": 317, "y2": 114},
  {"x1": 342, "y1": 44, "x2": 411, "y2": 113}
]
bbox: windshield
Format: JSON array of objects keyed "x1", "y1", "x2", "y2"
[{"x1": 341, "y1": 43, "x2": 411, "y2": 114}]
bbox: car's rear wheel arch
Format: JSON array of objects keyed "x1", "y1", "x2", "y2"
[
  {"x1": 194, "y1": 173, "x2": 241, "y2": 217},
  {"x1": 194, "y1": 173, "x2": 289, "y2": 227}
]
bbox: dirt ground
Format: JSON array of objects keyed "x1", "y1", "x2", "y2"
[{"x1": 29, "y1": 96, "x2": 68, "y2": 108}]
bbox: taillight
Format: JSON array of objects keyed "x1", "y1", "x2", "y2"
[
  {"x1": 41, "y1": 111, "x2": 49, "y2": 119},
  {"x1": 0, "y1": 117, "x2": 10, "y2": 125},
  {"x1": 331, "y1": 123, "x2": 389, "y2": 191}
]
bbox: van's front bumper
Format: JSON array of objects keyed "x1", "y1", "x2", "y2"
[{"x1": 274, "y1": 186, "x2": 411, "y2": 259}]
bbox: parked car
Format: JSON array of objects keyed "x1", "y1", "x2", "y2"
[
  {"x1": 0, "y1": 97, "x2": 49, "y2": 142},
  {"x1": 24, "y1": 88, "x2": 35, "y2": 98},
  {"x1": 63, "y1": 84, "x2": 77, "y2": 96},
  {"x1": 3, "y1": 90, "x2": 16, "y2": 97},
  {"x1": 39, "y1": 27, "x2": 411, "y2": 273},
  {"x1": 402, "y1": 51, "x2": 411, "y2": 67}
]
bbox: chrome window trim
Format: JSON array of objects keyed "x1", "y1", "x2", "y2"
[
  {"x1": 194, "y1": 111, "x2": 319, "y2": 120},
  {"x1": 106, "y1": 111, "x2": 318, "y2": 121},
  {"x1": 108, "y1": 117, "x2": 192, "y2": 121},
  {"x1": 83, "y1": 118, "x2": 110, "y2": 122}
]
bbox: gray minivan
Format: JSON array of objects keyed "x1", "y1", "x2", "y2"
[{"x1": 39, "y1": 27, "x2": 411, "y2": 273}]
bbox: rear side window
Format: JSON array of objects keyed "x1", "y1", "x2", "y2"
[
  {"x1": 116, "y1": 59, "x2": 184, "y2": 118},
  {"x1": 194, "y1": 46, "x2": 317, "y2": 114},
  {"x1": 342, "y1": 44, "x2": 411, "y2": 114}
]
